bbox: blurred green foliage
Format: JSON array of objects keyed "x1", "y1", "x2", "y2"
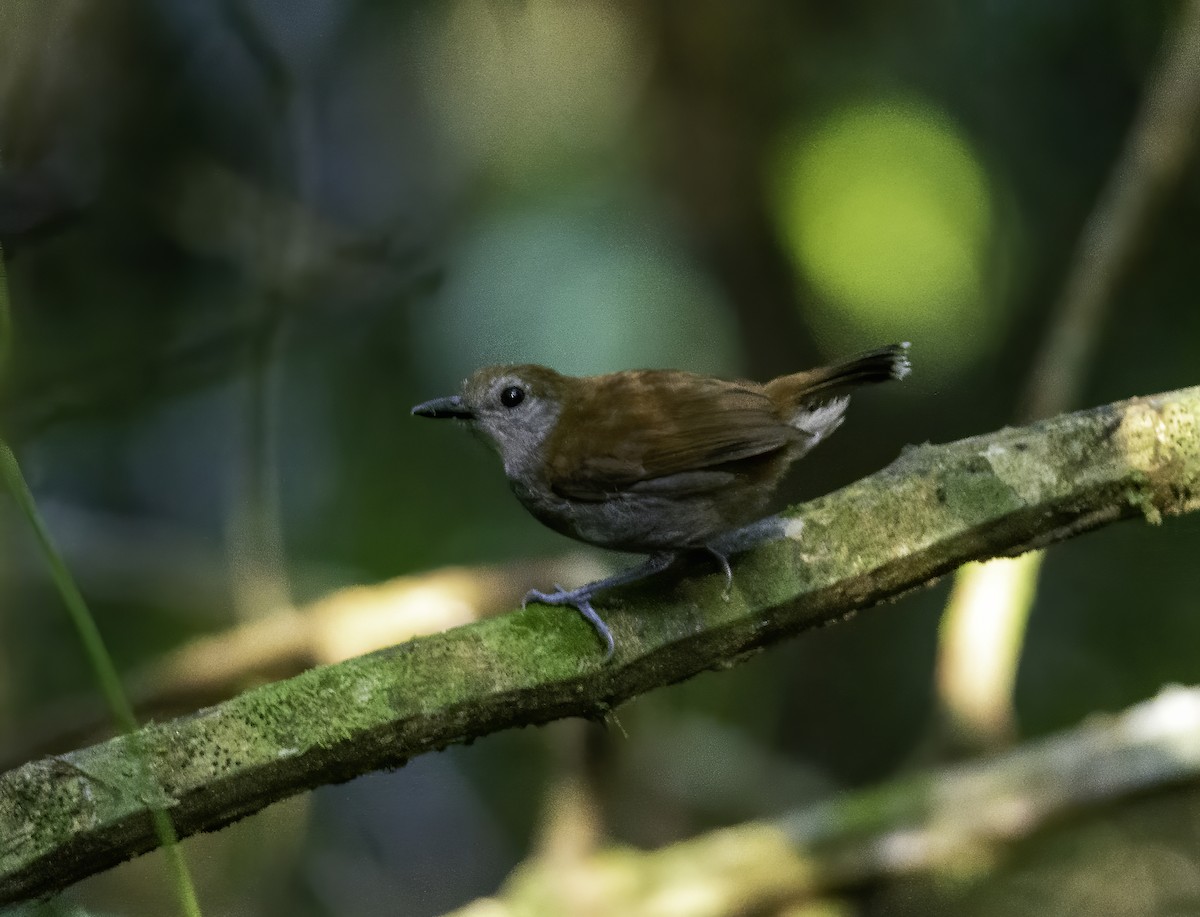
[
  {"x1": 1, "y1": 0, "x2": 1198, "y2": 914},
  {"x1": 771, "y1": 97, "x2": 998, "y2": 371}
]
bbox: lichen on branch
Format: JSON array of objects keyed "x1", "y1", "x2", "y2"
[{"x1": 1, "y1": 385, "x2": 1199, "y2": 905}]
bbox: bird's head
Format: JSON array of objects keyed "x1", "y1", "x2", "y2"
[{"x1": 411, "y1": 364, "x2": 572, "y2": 478}]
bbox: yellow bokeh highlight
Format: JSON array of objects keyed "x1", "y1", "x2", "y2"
[
  {"x1": 772, "y1": 98, "x2": 998, "y2": 368},
  {"x1": 423, "y1": 0, "x2": 648, "y2": 184}
]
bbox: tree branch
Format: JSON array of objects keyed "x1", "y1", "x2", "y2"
[
  {"x1": 0, "y1": 554, "x2": 611, "y2": 771},
  {"x1": 447, "y1": 684, "x2": 1200, "y2": 917},
  {"x1": 2, "y1": 386, "x2": 1199, "y2": 905}
]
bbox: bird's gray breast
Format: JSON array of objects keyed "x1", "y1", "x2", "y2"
[{"x1": 508, "y1": 477, "x2": 733, "y2": 552}]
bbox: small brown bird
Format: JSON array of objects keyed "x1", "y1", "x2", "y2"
[{"x1": 412, "y1": 343, "x2": 910, "y2": 658}]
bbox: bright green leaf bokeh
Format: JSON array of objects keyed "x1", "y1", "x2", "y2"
[{"x1": 772, "y1": 98, "x2": 1000, "y2": 370}]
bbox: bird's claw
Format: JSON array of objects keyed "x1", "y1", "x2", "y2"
[{"x1": 522, "y1": 586, "x2": 615, "y2": 661}]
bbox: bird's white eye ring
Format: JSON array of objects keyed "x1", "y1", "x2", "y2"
[{"x1": 500, "y1": 385, "x2": 525, "y2": 408}]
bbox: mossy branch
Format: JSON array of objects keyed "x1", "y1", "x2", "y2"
[
  {"x1": 3, "y1": 386, "x2": 1200, "y2": 905},
  {"x1": 449, "y1": 684, "x2": 1200, "y2": 916}
]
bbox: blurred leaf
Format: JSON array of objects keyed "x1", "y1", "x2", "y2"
[
  {"x1": 422, "y1": 0, "x2": 649, "y2": 186},
  {"x1": 413, "y1": 197, "x2": 743, "y2": 381},
  {"x1": 770, "y1": 97, "x2": 1002, "y2": 372}
]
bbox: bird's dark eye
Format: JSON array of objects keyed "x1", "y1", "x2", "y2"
[{"x1": 500, "y1": 385, "x2": 525, "y2": 408}]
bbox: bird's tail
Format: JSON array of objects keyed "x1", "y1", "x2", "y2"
[{"x1": 765, "y1": 342, "x2": 911, "y2": 410}]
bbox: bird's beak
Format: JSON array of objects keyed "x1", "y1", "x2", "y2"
[{"x1": 411, "y1": 395, "x2": 474, "y2": 420}]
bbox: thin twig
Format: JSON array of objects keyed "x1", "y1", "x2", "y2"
[
  {"x1": 939, "y1": 0, "x2": 1200, "y2": 746},
  {"x1": 1021, "y1": 0, "x2": 1200, "y2": 422}
]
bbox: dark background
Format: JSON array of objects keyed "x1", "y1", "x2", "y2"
[{"x1": 2, "y1": 1, "x2": 1199, "y2": 914}]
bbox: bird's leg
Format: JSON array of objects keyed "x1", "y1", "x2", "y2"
[
  {"x1": 703, "y1": 515, "x2": 794, "y2": 600},
  {"x1": 525, "y1": 517, "x2": 793, "y2": 657},
  {"x1": 523, "y1": 552, "x2": 678, "y2": 660},
  {"x1": 704, "y1": 545, "x2": 734, "y2": 600}
]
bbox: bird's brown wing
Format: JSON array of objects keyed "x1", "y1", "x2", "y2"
[{"x1": 544, "y1": 371, "x2": 791, "y2": 501}]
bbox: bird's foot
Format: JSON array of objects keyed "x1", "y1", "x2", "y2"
[
  {"x1": 522, "y1": 585, "x2": 614, "y2": 661},
  {"x1": 522, "y1": 552, "x2": 676, "y2": 661}
]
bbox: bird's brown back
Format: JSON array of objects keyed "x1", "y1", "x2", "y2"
[{"x1": 542, "y1": 370, "x2": 793, "y2": 501}]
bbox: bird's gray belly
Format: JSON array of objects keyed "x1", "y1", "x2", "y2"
[{"x1": 510, "y1": 480, "x2": 761, "y2": 553}]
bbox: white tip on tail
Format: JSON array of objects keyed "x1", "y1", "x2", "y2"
[{"x1": 892, "y1": 342, "x2": 913, "y2": 380}]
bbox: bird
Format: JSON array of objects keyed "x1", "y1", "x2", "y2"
[{"x1": 412, "y1": 342, "x2": 910, "y2": 659}]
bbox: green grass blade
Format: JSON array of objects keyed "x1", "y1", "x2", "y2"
[{"x1": 0, "y1": 247, "x2": 202, "y2": 916}]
